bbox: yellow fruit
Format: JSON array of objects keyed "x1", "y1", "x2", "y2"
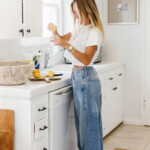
[
  {"x1": 52, "y1": 25, "x2": 56, "y2": 31},
  {"x1": 32, "y1": 69, "x2": 40, "y2": 74},
  {"x1": 22, "y1": 60, "x2": 32, "y2": 63},
  {"x1": 48, "y1": 71, "x2": 55, "y2": 78},
  {"x1": 33, "y1": 73, "x2": 40, "y2": 78},
  {"x1": 39, "y1": 76, "x2": 46, "y2": 79}
]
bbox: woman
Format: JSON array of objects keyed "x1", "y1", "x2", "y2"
[{"x1": 48, "y1": 0, "x2": 104, "y2": 149}]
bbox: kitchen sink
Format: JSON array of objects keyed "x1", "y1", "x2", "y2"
[{"x1": 41, "y1": 64, "x2": 73, "y2": 76}]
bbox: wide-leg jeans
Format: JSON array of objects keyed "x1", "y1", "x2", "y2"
[{"x1": 70, "y1": 66, "x2": 103, "y2": 150}]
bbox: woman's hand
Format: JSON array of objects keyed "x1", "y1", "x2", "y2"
[
  {"x1": 47, "y1": 23, "x2": 58, "y2": 35},
  {"x1": 50, "y1": 35, "x2": 70, "y2": 49}
]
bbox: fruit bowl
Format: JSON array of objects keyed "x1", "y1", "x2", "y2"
[{"x1": 0, "y1": 61, "x2": 33, "y2": 85}]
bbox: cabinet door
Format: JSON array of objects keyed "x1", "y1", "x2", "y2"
[
  {"x1": 115, "y1": 82, "x2": 124, "y2": 126},
  {"x1": 98, "y1": 74, "x2": 111, "y2": 137},
  {"x1": 102, "y1": 93, "x2": 112, "y2": 137},
  {"x1": 24, "y1": 0, "x2": 42, "y2": 37},
  {"x1": 110, "y1": 82, "x2": 123, "y2": 129},
  {"x1": 144, "y1": 0, "x2": 150, "y2": 125},
  {"x1": 100, "y1": 69, "x2": 124, "y2": 137},
  {"x1": 0, "y1": 0, "x2": 22, "y2": 39}
]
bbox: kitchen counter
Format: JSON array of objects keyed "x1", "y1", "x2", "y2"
[
  {"x1": 0, "y1": 61, "x2": 124, "y2": 99},
  {"x1": 0, "y1": 60, "x2": 125, "y2": 150}
]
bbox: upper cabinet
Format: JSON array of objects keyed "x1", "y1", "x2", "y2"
[
  {"x1": 0, "y1": 0, "x2": 22, "y2": 39},
  {"x1": 0, "y1": 0, "x2": 64, "y2": 39},
  {"x1": 0, "y1": 0, "x2": 42, "y2": 39},
  {"x1": 23, "y1": 0, "x2": 42, "y2": 37}
]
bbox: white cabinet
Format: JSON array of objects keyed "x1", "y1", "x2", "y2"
[
  {"x1": 0, "y1": 0, "x2": 22, "y2": 39},
  {"x1": 0, "y1": 0, "x2": 42, "y2": 39},
  {"x1": 98, "y1": 66, "x2": 124, "y2": 137},
  {"x1": 32, "y1": 94, "x2": 49, "y2": 150},
  {"x1": 23, "y1": 0, "x2": 42, "y2": 37},
  {"x1": 0, "y1": 93, "x2": 49, "y2": 150}
]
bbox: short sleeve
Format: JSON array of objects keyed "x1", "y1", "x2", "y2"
[{"x1": 86, "y1": 28, "x2": 102, "y2": 50}]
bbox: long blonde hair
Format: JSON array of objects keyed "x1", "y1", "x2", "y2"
[{"x1": 71, "y1": 0, "x2": 105, "y2": 44}]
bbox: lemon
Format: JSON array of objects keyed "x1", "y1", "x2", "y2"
[
  {"x1": 22, "y1": 60, "x2": 32, "y2": 63},
  {"x1": 48, "y1": 71, "x2": 55, "y2": 78},
  {"x1": 32, "y1": 69, "x2": 40, "y2": 74},
  {"x1": 33, "y1": 73, "x2": 40, "y2": 78},
  {"x1": 52, "y1": 25, "x2": 56, "y2": 31},
  {"x1": 39, "y1": 76, "x2": 46, "y2": 79}
]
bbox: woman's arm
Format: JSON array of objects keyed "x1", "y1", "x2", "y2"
[
  {"x1": 60, "y1": 33, "x2": 71, "y2": 42},
  {"x1": 50, "y1": 36, "x2": 97, "y2": 66},
  {"x1": 68, "y1": 46, "x2": 97, "y2": 66}
]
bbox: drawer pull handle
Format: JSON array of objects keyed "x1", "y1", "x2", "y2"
[
  {"x1": 55, "y1": 92, "x2": 63, "y2": 95},
  {"x1": 38, "y1": 107, "x2": 47, "y2": 111},
  {"x1": 43, "y1": 148, "x2": 47, "y2": 150},
  {"x1": 118, "y1": 73, "x2": 123, "y2": 76},
  {"x1": 113, "y1": 87, "x2": 117, "y2": 91},
  {"x1": 109, "y1": 78, "x2": 113, "y2": 80},
  {"x1": 39, "y1": 126, "x2": 48, "y2": 131}
]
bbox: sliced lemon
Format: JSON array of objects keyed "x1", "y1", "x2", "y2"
[
  {"x1": 48, "y1": 71, "x2": 55, "y2": 78},
  {"x1": 52, "y1": 25, "x2": 56, "y2": 31},
  {"x1": 39, "y1": 76, "x2": 46, "y2": 79},
  {"x1": 22, "y1": 60, "x2": 32, "y2": 63}
]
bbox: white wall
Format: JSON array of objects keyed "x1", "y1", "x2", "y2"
[
  {"x1": 0, "y1": 38, "x2": 64, "y2": 70},
  {"x1": 63, "y1": 0, "x2": 144, "y2": 123},
  {"x1": 63, "y1": 0, "x2": 74, "y2": 34},
  {"x1": 96, "y1": 0, "x2": 144, "y2": 124},
  {"x1": 0, "y1": 39, "x2": 22, "y2": 61},
  {"x1": 0, "y1": 38, "x2": 48, "y2": 61}
]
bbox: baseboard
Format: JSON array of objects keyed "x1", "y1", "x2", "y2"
[{"x1": 123, "y1": 117, "x2": 142, "y2": 125}]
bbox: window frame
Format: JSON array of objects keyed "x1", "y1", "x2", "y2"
[{"x1": 42, "y1": 0, "x2": 64, "y2": 37}]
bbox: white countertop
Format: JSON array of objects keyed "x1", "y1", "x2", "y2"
[{"x1": 0, "y1": 61, "x2": 124, "y2": 99}]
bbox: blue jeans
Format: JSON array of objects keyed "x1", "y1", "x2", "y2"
[{"x1": 70, "y1": 66, "x2": 103, "y2": 150}]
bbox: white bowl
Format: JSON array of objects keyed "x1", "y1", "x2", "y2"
[{"x1": 0, "y1": 61, "x2": 33, "y2": 85}]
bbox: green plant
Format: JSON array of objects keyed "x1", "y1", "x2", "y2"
[{"x1": 32, "y1": 52, "x2": 41, "y2": 62}]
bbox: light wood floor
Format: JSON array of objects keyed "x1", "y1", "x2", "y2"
[{"x1": 104, "y1": 124, "x2": 150, "y2": 150}]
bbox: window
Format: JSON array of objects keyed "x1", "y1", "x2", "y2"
[{"x1": 42, "y1": 0, "x2": 63, "y2": 38}]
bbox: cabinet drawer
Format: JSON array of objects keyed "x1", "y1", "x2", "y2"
[
  {"x1": 105, "y1": 71, "x2": 116, "y2": 86},
  {"x1": 115, "y1": 67, "x2": 124, "y2": 83},
  {"x1": 105, "y1": 67, "x2": 124, "y2": 86},
  {"x1": 34, "y1": 138, "x2": 48, "y2": 150},
  {"x1": 34, "y1": 118, "x2": 48, "y2": 140},
  {"x1": 33, "y1": 94, "x2": 48, "y2": 119},
  {"x1": 105, "y1": 84, "x2": 120, "y2": 95}
]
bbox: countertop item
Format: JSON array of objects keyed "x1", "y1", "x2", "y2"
[
  {"x1": 0, "y1": 61, "x2": 33, "y2": 85},
  {"x1": 0, "y1": 61, "x2": 124, "y2": 98},
  {"x1": 29, "y1": 77, "x2": 51, "y2": 83}
]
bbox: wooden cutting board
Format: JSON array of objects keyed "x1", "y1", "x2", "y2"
[
  {"x1": 0, "y1": 109, "x2": 14, "y2": 150},
  {"x1": 29, "y1": 77, "x2": 61, "y2": 83},
  {"x1": 114, "y1": 148, "x2": 128, "y2": 150},
  {"x1": 29, "y1": 77, "x2": 51, "y2": 83}
]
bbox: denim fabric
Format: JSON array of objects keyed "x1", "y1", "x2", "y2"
[{"x1": 70, "y1": 66, "x2": 103, "y2": 150}]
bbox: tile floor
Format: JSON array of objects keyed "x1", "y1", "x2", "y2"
[{"x1": 104, "y1": 124, "x2": 150, "y2": 150}]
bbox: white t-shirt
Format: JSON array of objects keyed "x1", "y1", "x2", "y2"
[{"x1": 64, "y1": 24, "x2": 103, "y2": 66}]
